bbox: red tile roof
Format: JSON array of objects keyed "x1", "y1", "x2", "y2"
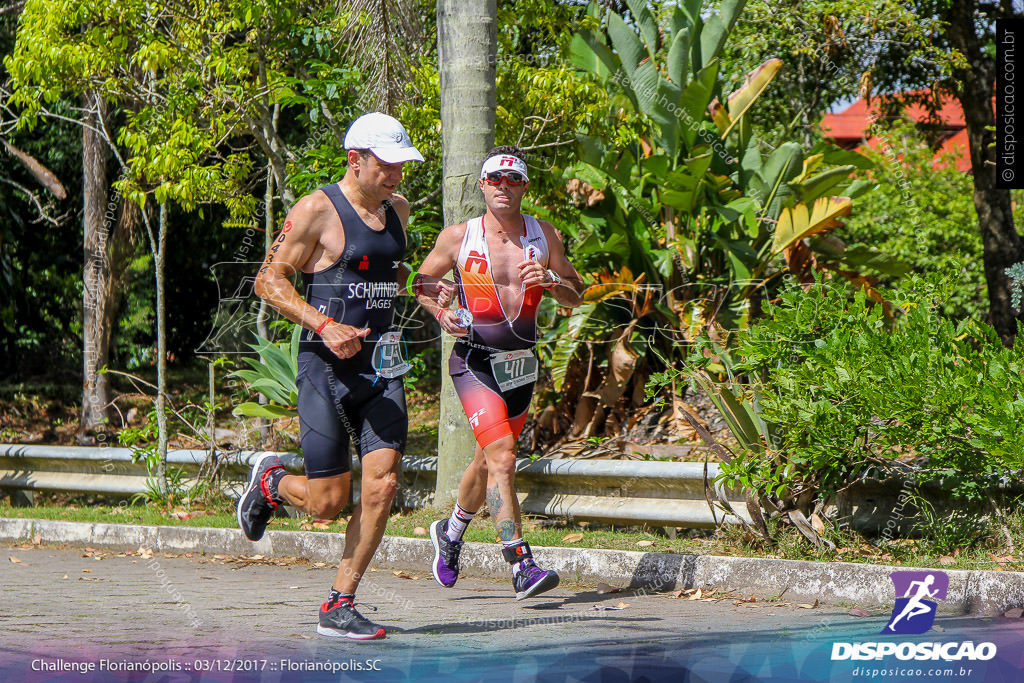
[{"x1": 821, "y1": 92, "x2": 971, "y2": 171}]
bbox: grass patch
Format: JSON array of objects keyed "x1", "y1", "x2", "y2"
[{"x1": 4, "y1": 493, "x2": 1024, "y2": 571}]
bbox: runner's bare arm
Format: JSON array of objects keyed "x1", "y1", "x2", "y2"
[
  {"x1": 519, "y1": 221, "x2": 585, "y2": 307},
  {"x1": 387, "y1": 193, "x2": 455, "y2": 304},
  {"x1": 253, "y1": 193, "x2": 369, "y2": 360},
  {"x1": 416, "y1": 223, "x2": 468, "y2": 336}
]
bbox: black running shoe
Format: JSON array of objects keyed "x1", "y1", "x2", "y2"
[
  {"x1": 429, "y1": 519, "x2": 463, "y2": 588},
  {"x1": 513, "y1": 559, "x2": 560, "y2": 600},
  {"x1": 317, "y1": 600, "x2": 386, "y2": 640},
  {"x1": 236, "y1": 453, "x2": 285, "y2": 541}
]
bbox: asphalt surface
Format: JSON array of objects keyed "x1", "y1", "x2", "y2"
[{"x1": 4, "y1": 544, "x2": 1024, "y2": 682}]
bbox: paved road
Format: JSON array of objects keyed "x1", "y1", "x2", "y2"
[{"x1": 3, "y1": 545, "x2": 1023, "y2": 682}]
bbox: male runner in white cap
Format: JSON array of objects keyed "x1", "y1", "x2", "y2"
[{"x1": 238, "y1": 112, "x2": 450, "y2": 639}]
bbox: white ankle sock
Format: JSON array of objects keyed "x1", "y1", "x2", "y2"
[{"x1": 446, "y1": 503, "x2": 475, "y2": 542}]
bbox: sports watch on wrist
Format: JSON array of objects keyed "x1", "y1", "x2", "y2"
[{"x1": 543, "y1": 269, "x2": 561, "y2": 288}]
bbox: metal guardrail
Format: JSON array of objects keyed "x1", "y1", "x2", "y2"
[
  {"x1": 0, "y1": 444, "x2": 750, "y2": 527},
  {"x1": 0, "y1": 445, "x2": 298, "y2": 496}
]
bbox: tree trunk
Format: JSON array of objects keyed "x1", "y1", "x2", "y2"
[
  {"x1": 80, "y1": 93, "x2": 114, "y2": 436},
  {"x1": 256, "y1": 165, "x2": 273, "y2": 442},
  {"x1": 155, "y1": 201, "x2": 169, "y2": 496},
  {"x1": 946, "y1": 0, "x2": 1024, "y2": 345},
  {"x1": 435, "y1": 0, "x2": 496, "y2": 504}
]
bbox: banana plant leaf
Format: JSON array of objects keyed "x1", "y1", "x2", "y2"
[
  {"x1": 549, "y1": 302, "x2": 598, "y2": 392},
  {"x1": 713, "y1": 58, "x2": 782, "y2": 140},
  {"x1": 233, "y1": 402, "x2": 297, "y2": 419},
  {"x1": 772, "y1": 196, "x2": 853, "y2": 256}
]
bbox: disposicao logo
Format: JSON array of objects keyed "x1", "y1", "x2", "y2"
[
  {"x1": 883, "y1": 570, "x2": 948, "y2": 635},
  {"x1": 830, "y1": 570, "x2": 997, "y2": 662}
]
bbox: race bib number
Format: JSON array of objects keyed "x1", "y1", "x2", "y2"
[
  {"x1": 371, "y1": 331, "x2": 412, "y2": 378},
  {"x1": 489, "y1": 349, "x2": 538, "y2": 392}
]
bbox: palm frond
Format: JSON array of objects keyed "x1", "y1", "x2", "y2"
[{"x1": 335, "y1": 0, "x2": 429, "y2": 114}]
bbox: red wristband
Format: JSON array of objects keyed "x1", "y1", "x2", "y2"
[
  {"x1": 315, "y1": 317, "x2": 333, "y2": 335},
  {"x1": 434, "y1": 308, "x2": 446, "y2": 322}
]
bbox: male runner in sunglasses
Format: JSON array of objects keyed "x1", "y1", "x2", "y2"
[{"x1": 414, "y1": 146, "x2": 585, "y2": 599}]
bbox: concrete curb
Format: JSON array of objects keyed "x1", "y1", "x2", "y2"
[{"x1": 2, "y1": 517, "x2": 1022, "y2": 616}]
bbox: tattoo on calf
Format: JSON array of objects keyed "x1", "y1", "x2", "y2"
[
  {"x1": 496, "y1": 519, "x2": 517, "y2": 542},
  {"x1": 486, "y1": 484, "x2": 503, "y2": 518}
]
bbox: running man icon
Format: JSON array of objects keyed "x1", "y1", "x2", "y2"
[{"x1": 884, "y1": 571, "x2": 949, "y2": 635}]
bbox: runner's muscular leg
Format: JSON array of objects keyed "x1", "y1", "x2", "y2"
[
  {"x1": 482, "y1": 434, "x2": 521, "y2": 543},
  {"x1": 456, "y1": 442, "x2": 488, "y2": 514},
  {"x1": 277, "y1": 472, "x2": 350, "y2": 519},
  {"x1": 334, "y1": 447, "x2": 400, "y2": 594}
]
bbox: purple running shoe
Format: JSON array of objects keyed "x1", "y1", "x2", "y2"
[
  {"x1": 429, "y1": 519, "x2": 463, "y2": 588},
  {"x1": 513, "y1": 559, "x2": 560, "y2": 600}
]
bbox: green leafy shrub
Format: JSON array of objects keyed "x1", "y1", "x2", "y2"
[
  {"x1": 714, "y1": 273, "x2": 1024, "y2": 506},
  {"x1": 840, "y1": 119, "x2": 986, "y2": 321},
  {"x1": 117, "y1": 407, "x2": 188, "y2": 504},
  {"x1": 228, "y1": 323, "x2": 300, "y2": 419}
]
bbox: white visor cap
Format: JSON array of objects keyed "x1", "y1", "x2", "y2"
[
  {"x1": 344, "y1": 112, "x2": 424, "y2": 164},
  {"x1": 480, "y1": 154, "x2": 529, "y2": 182}
]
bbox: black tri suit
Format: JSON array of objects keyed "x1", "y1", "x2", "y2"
[{"x1": 296, "y1": 184, "x2": 407, "y2": 478}]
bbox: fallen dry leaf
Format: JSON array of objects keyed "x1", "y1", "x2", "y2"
[
  {"x1": 9, "y1": 556, "x2": 24, "y2": 564},
  {"x1": 938, "y1": 556, "x2": 956, "y2": 566},
  {"x1": 393, "y1": 570, "x2": 413, "y2": 579},
  {"x1": 62, "y1": 574, "x2": 69, "y2": 580},
  {"x1": 413, "y1": 527, "x2": 428, "y2": 536},
  {"x1": 32, "y1": 534, "x2": 41, "y2": 545},
  {"x1": 213, "y1": 554, "x2": 228, "y2": 560},
  {"x1": 562, "y1": 533, "x2": 584, "y2": 543},
  {"x1": 249, "y1": 555, "x2": 265, "y2": 560},
  {"x1": 137, "y1": 547, "x2": 154, "y2": 559},
  {"x1": 597, "y1": 582, "x2": 621, "y2": 594},
  {"x1": 616, "y1": 601, "x2": 630, "y2": 609},
  {"x1": 849, "y1": 608, "x2": 872, "y2": 617},
  {"x1": 311, "y1": 522, "x2": 329, "y2": 530},
  {"x1": 688, "y1": 588, "x2": 704, "y2": 601},
  {"x1": 81, "y1": 569, "x2": 92, "y2": 573},
  {"x1": 636, "y1": 540, "x2": 654, "y2": 548},
  {"x1": 810, "y1": 513, "x2": 825, "y2": 535},
  {"x1": 796, "y1": 600, "x2": 819, "y2": 609},
  {"x1": 1004, "y1": 608, "x2": 1024, "y2": 619}
]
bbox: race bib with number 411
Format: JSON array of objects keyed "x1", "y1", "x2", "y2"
[
  {"x1": 489, "y1": 349, "x2": 538, "y2": 391},
  {"x1": 372, "y1": 331, "x2": 412, "y2": 378}
]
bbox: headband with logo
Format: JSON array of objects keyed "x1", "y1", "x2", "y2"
[{"x1": 480, "y1": 154, "x2": 529, "y2": 182}]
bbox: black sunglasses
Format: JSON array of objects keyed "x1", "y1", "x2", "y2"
[{"x1": 483, "y1": 171, "x2": 527, "y2": 186}]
